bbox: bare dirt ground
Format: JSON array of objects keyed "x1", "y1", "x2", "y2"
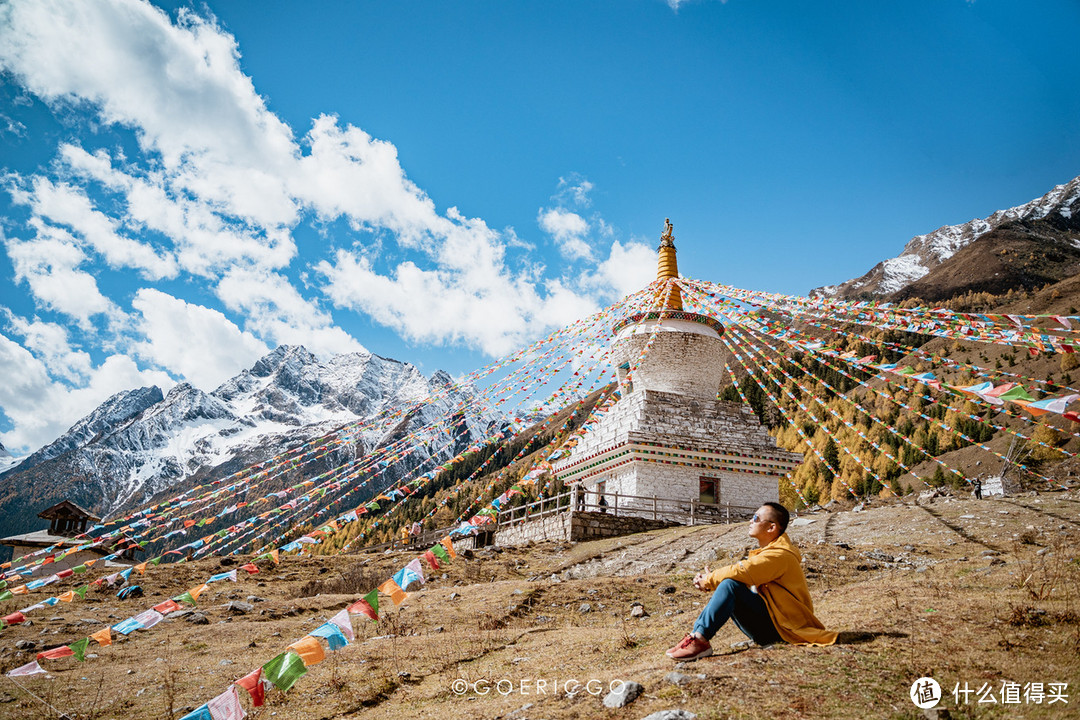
[{"x1": 1, "y1": 487, "x2": 1078, "y2": 720}]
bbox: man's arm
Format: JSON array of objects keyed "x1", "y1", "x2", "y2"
[{"x1": 699, "y1": 547, "x2": 789, "y2": 591}]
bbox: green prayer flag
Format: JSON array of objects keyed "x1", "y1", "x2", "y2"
[
  {"x1": 0, "y1": 591, "x2": 13, "y2": 602},
  {"x1": 0, "y1": 579, "x2": 7, "y2": 589},
  {"x1": 262, "y1": 651, "x2": 307, "y2": 692},
  {"x1": 197, "y1": 519, "x2": 209, "y2": 527},
  {"x1": 74, "y1": 586, "x2": 88, "y2": 599},
  {"x1": 363, "y1": 588, "x2": 379, "y2": 618},
  {"x1": 216, "y1": 530, "x2": 227, "y2": 537},
  {"x1": 138, "y1": 541, "x2": 148, "y2": 548},
  {"x1": 69, "y1": 637, "x2": 90, "y2": 662},
  {"x1": 998, "y1": 386, "x2": 1036, "y2": 403},
  {"x1": 431, "y1": 544, "x2": 450, "y2": 562},
  {"x1": 174, "y1": 591, "x2": 195, "y2": 605},
  {"x1": 150, "y1": 556, "x2": 163, "y2": 566},
  {"x1": 177, "y1": 557, "x2": 187, "y2": 564},
  {"x1": 72, "y1": 565, "x2": 87, "y2": 574}
]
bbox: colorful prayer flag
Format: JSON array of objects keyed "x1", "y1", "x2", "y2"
[
  {"x1": 235, "y1": 668, "x2": 267, "y2": 707},
  {"x1": 6, "y1": 660, "x2": 46, "y2": 677},
  {"x1": 37, "y1": 645, "x2": 75, "y2": 660},
  {"x1": 378, "y1": 578, "x2": 407, "y2": 607},
  {"x1": 90, "y1": 628, "x2": 111, "y2": 646},
  {"x1": 328, "y1": 608, "x2": 354, "y2": 641},
  {"x1": 177, "y1": 706, "x2": 212, "y2": 720},
  {"x1": 347, "y1": 590, "x2": 378, "y2": 621},
  {"x1": 69, "y1": 637, "x2": 90, "y2": 662},
  {"x1": 286, "y1": 636, "x2": 326, "y2": 666},
  {"x1": 206, "y1": 686, "x2": 247, "y2": 720},
  {"x1": 261, "y1": 651, "x2": 307, "y2": 692},
  {"x1": 440, "y1": 537, "x2": 456, "y2": 558}
]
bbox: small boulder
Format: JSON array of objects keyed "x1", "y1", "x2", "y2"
[
  {"x1": 579, "y1": 603, "x2": 593, "y2": 614},
  {"x1": 664, "y1": 671, "x2": 691, "y2": 685},
  {"x1": 225, "y1": 601, "x2": 254, "y2": 615},
  {"x1": 642, "y1": 712, "x2": 697, "y2": 720},
  {"x1": 185, "y1": 612, "x2": 210, "y2": 625},
  {"x1": 602, "y1": 680, "x2": 643, "y2": 708}
]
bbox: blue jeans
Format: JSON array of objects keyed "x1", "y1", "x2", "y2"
[{"x1": 693, "y1": 578, "x2": 783, "y2": 645}]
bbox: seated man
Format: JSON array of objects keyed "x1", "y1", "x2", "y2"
[{"x1": 667, "y1": 501, "x2": 837, "y2": 661}]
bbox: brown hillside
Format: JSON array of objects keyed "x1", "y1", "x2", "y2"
[
  {"x1": 892, "y1": 216, "x2": 1080, "y2": 304},
  {"x1": 0, "y1": 488, "x2": 1077, "y2": 719}
]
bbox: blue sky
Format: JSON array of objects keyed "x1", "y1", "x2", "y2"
[{"x1": 1, "y1": 0, "x2": 1078, "y2": 455}]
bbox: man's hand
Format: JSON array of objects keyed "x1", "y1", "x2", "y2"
[{"x1": 693, "y1": 565, "x2": 711, "y2": 591}]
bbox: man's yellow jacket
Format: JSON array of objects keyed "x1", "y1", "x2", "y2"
[{"x1": 702, "y1": 533, "x2": 838, "y2": 645}]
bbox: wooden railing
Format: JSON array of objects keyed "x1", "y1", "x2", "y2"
[{"x1": 496, "y1": 487, "x2": 756, "y2": 528}]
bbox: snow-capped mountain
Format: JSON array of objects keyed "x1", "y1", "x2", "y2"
[
  {"x1": 0, "y1": 442, "x2": 16, "y2": 473},
  {"x1": 0, "y1": 346, "x2": 502, "y2": 539},
  {"x1": 812, "y1": 175, "x2": 1080, "y2": 298}
]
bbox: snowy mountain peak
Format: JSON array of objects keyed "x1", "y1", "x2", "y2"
[
  {"x1": 813, "y1": 174, "x2": 1080, "y2": 298},
  {"x1": 0, "y1": 345, "x2": 501, "y2": 533},
  {"x1": 0, "y1": 442, "x2": 14, "y2": 473},
  {"x1": 16, "y1": 385, "x2": 164, "y2": 469}
]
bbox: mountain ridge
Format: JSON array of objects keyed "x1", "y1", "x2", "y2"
[
  {"x1": 812, "y1": 175, "x2": 1080, "y2": 299},
  {"x1": 0, "y1": 345, "x2": 500, "y2": 542}
]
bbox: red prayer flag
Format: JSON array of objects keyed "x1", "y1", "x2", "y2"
[
  {"x1": 236, "y1": 667, "x2": 266, "y2": 707},
  {"x1": 240, "y1": 563, "x2": 259, "y2": 574},
  {"x1": 347, "y1": 598, "x2": 377, "y2": 621},
  {"x1": 153, "y1": 599, "x2": 182, "y2": 615},
  {"x1": 37, "y1": 645, "x2": 75, "y2": 660},
  {"x1": 423, "y1": 550, "x2": 440, "y2": 571}
]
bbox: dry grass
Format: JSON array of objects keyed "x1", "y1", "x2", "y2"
[{"x1": 0, "y1": 489, "x2": 1078, "y2": 719}]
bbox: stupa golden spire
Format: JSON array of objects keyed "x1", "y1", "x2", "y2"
[{"x1": 656, "y1": 218, "x2": 683, "y2": 311}]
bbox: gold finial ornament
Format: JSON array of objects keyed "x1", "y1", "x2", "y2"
[{"x1": 656, "y1": 217, "x2": 683, "y2": 310}]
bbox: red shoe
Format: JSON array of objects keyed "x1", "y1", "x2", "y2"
[{"x1": 666, "y1": 634, "x2": 713, "y2": 661}]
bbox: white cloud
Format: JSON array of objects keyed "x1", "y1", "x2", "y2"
[
  {"x1": 318, "y1": 249, "x2": 599, "y2": 357},
  {"x1": 584, "y1": 240, "x2": 658, "y2": 300},
  {"x1": 9, "y1": 175, "x2": 178, "y2": 279},
  {"x1": 1, "y1": 312, "x2": 92, "y2": 383},
  {"x1": 130, "y1": 289, "x2": 268, "y2": 391},
  {"x1": 0, "y1": 331, "x2": 174, "y2": 454},
  {"x1": 0, "y1": 0, "x2": 299, "y2": 229},
  {"x1": 555, "y1": 175, "x2": 594, "y2": 208},
  {"x1": 4, "y1": 223, "x2": 118, "y2": 324},
  {"x1": 538, "y1": 207, "x2": 593, "y2": 261},
  {"x1": 294, "y1": 115, "x2": 447, "y2": 245},
  {"x1": 0, "y1": 0, "x2": 669, "y2": 460},
  {"x1": 216, "y1": 268, "x2": 366, "y2": 359}
]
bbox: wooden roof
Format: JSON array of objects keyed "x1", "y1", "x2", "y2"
[{"x1": 36, "y1": 500, "x2": 100, "y2": 522}]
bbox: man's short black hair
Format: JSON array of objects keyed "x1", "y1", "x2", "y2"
[{"x1": 761, "y1": 501, "x2": 790, "y2": 535}]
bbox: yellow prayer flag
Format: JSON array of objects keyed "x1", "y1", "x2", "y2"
[
  {"x1": 440, "y1": 536, "x2": 456, "y2": 559},
  {"x1": 90, "y1": 628, "x2": 111, "y2": 646},
  {"x1": 134, "y1": 562, "x2": 148, "y2": 575},
  {"x1": 57, "y1": 591, "x2": 75, "y2": 602},
  {"x1": 270, "y1": 549, "x2": 280, "y2": 565},
  {"x1": 378, "y1": 578, "x2": 408, "y2": 607},
  {"x1": 188, "y1": 583, "x2": 209, "y2": 602},
  {"x1": 10, "y1": 585, "x2": 27, "y2": 595},
  {"x1": 286, "y1": 635, "x2": 325, "y2": 666}
]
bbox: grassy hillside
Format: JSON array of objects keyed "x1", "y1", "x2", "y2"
[{"x1": 0, "y1": 486, "x2": 1077, "y2": 719}]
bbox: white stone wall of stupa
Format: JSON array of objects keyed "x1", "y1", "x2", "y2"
[
  {"x1": 613, "y1": 329, "x2": 725, "y2": 401},
  {"x1": 557, "y1": 390, "x2": 801, "y2": 469}
]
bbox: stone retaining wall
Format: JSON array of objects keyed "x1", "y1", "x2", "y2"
[{"x1": 493, "y1": 511, "x2": 678, "y2": 546}]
